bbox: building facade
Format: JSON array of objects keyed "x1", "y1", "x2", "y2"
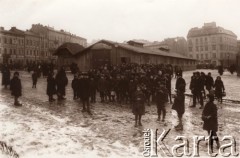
[
  {"x1": 187, "y1": 22, "x2": 238, "y2": 67},
  {"x1": 0, "y1": 24, "x2": 87, "y2": 65},
  {"x1": 144, "y1": 37, "x2": 188, "y2": 57}
]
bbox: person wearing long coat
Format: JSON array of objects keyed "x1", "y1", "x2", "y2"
[
  {"x1": 172, "y1": 84, "x2": 185, "y2": 130},
  {"x1": 10, "y1": 72, "x2": 22, "y2": 106},
  {"x1": 214, "y1": 76, "x2": 225, "y2": 104},
  {"x1": 202, "y1": 94, "x2": 220, "y2": 152},
  {"x1": 1, "y1": 65, "x2": 11, "y2": 88},
  {"x1": 55, "y1": 67, "x2": 68, "y2": 100},
  {"x1": 47, "y1": 72, "x2": 56, "y2": 102},
  {"x1": 132, "y1": 86, "x2": 145, "y2": 127},
  {"x1": 32, "y1": 70, "x2": 38, "y2": 88},
  {"x1": 155, "y1": 83, "x2": 168, "y2": 122},
  {"x1": 205, "y1": 72, "x2": 214, "y2": 93},
  {"x1": 78, "y1": 73, "x2": 91, "y2": 114}
]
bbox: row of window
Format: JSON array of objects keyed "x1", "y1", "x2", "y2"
[
  {"x1": 0, "y1": 48, "x2": 51, "y2": 56},
  {"x1": 191, "y1": 52, "x2": 235, "y2": 60},
  {"x1": 189, "y1": 44, "x2": 237, "y2": 52},
  {"x1": 188, "y1": 36, "x2": 236, "y2": 45}
]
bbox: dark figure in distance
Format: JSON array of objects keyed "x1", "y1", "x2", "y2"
[
  {"x1": 47, "y1": 72, "x2": 57, "y2": 102},
  {"x1": 10, "y1": 72, "x2": 22, "y2": 106},
  {"x1": 1, "y1": 65, "x2": 11, "y2": 88},
  {"x1": 32, "y1": 70, "x2": 38, "y2": 88},
  {"x1": 218, "y1": 65, "x2": 224, "y2": 76},
  {"x1": 72, "y1": 74, "x2": 79, "y2": 100},
  {"x1": 214, "y1": 76, "x2": 225, "y2": 104}
]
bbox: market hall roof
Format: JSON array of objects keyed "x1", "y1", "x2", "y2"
[
  {"x1": 54, "y1": 42, "x2": 85, "y2": 56},
  {"x1": 75, "y1": 39, "x2": 195, "y2": 60}
]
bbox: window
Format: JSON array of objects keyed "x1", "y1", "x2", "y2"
[
  {"x1": 196, "y1": 46, "x2": 199, "y2": 51},
  {"x1": 10, "y1": 49, "x2": 12, "y2": 55},
  {"x1": 196, "y1": 38, "x2": 199, "y2": 44},
  {"x1": 200, "y1": 38, "x2": 203, "y2": 44},
  {"x1": 188, "y1": 39, "x2": 192, "y2": 45},
  {"x1": 201, "y1": 54, "x2": 203, "y2": 59},
  {"x1": 205, "y1": 46, "x2": 208, "y2": 51},
  {"x1": 196, "y1": 54, "x2": 199, "y2": 59},
  {"x1": 212, "y1": 45, "x2": 216, "y2": 50},
  {"x1": 205, "y1": 54, "x2": 208, "y2": 59},
  {"x1": 13, "y1": 49, "x2": 16, "y2": 55},
  {"x1": 220, "y1": 45, "x2": 224, "y2": 50},
  {"x1": 205, "y1": 37, "x2": 208, "y2": 42},
  {"x1": 212, "y1": 53, "x2": 216, "y2": 58},
  {"x1": 200, "y1": 46, "x2": 203, "y2": 51},
  {"x1": 189, "y1": 47, "x2": 192, "y2": 52},
  {"x1": 4, "y1": 37, "x2": 7, "y2": 44}
]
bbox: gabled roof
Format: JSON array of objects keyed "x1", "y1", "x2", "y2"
[
  {"x1": 54, "y1": 42, "x2": 85, "y2": 56},
  {"x1": 75, "y1": 39, "x2": 195, "y2": 60}
]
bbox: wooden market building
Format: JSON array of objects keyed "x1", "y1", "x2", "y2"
[{"x1": 55, "y1": 40, "x2": 197, "y2": 71}]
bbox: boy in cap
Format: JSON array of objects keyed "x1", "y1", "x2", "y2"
[{"x1": 155, "y1": 82, "x2": 168, "y2": 122}]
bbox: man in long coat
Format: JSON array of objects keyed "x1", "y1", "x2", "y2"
[
  {"x1": 202, "y1": 93, "x2": 220, "y2": 153},
  {"x1": 55, "y1": 67, "x2": 68, "y2": 100}
]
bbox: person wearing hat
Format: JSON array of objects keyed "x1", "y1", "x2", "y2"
[
  {"x1": 172, "y1": 84, "x2": 185, "y2": 130},
  {"x1": 175, "y1": 73, "x2": 186, "y2": 93},
  {"x1": 10, "y1": 71, "x2": 22, "y2": 106},
  {"x1": 202, "y1": 93, "x2": 220, "y2": 153},
  {"x1": 155, "y1": 82, "x2": 168, "y2": 122}
]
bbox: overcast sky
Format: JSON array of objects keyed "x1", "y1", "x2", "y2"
[{"x1": 0, "y1": 0, "x2": 240, "y2": 43}]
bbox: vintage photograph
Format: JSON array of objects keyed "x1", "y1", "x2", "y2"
[{"x1": 0, "y1": 0, "x2": 240, "y2": 157}]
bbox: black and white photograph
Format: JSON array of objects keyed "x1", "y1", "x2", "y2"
[{"x1": 0, "y1": 0, "x2": 240, "y2": 157}]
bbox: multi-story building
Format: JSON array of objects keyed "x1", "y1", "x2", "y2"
[
  {"x1": 0, "y1": 24, "x2": 87, "y2": 64},
  {"x1": 144, "y1": 37, "x2": 188, "y2": 57},
  {"x1": 187, "y1": 22, "x2": 238, "y2": 66}
]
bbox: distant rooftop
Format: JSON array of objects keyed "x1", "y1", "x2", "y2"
[{"x1": 187, "y1": 22, "x2": 237, "y2": 38}]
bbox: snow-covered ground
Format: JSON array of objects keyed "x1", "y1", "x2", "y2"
[{"x1": 0, "y1": 69, "x2": 239, "y2": 158}]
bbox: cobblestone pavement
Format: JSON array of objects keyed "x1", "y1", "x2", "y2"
[{"x1": 0, "y1": 70, "x2": 239, "y2": 158}]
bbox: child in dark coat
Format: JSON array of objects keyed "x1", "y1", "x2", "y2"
[
  {"x1": 132, "y1": 85, "x2": 145, "y2": 127},
  {"x1": 10, "y1": 72, "x2": 22, "y2": 106},
  {"x1": 155, "y1": 82, "x2": 168, "y2": 122},
  {"x1": 172, "y1": 84, "x2": 185, "y2": 130}
]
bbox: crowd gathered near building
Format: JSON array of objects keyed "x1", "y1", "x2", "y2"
[
  {"x1": 1, "y1": 62, "x2": 226, "y2": 153},
  {"x1": 0, "y1": 21, "x2": 236, "y2": 154}
]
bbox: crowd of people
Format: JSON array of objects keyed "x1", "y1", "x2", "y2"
[{"x1": 1, "y1": 63, "x2": 226, "y2": 153}]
